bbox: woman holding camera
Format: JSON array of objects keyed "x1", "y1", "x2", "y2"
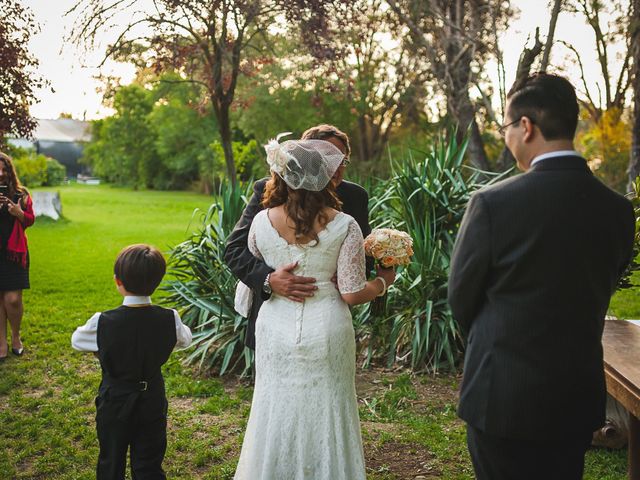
[{"x1": 0, "y1": 152, "x2": 35, "y2": 360}]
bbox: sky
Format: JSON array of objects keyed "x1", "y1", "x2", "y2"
[{"x1": 24, "y1": 0, "x2": 627, "y2": 121}]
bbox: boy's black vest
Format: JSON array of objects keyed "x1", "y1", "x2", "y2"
[{"x1": 96, "y1": 305, "x2": 176, "y2": 420}]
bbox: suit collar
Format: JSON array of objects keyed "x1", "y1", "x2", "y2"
[{"x1": 529, "y1": 155, "x2": 591, "y2": 173}]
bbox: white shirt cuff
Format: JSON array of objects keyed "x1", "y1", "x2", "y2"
[
  {"x1": 71, "y1": 312, "x2": 100, "y2": 352},
  {"x1": 173, "y1": 309, "x2": 192, "y2": 349}
]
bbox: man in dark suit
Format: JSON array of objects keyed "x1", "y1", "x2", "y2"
[
  {"x1": 448, "y1": 73, "x2": 635, "y2": 480},
  {"x1": 224, "y1": 124, "x2": 372, "y2": 349}
]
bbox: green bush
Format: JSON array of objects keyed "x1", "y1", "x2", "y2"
[
  {"x1": 44, "y1": 157, "x2": 67, "y2": 186},
  {"x1": 164, "y1": 182, "x2": 255, "y2": 376},
  {"x1": 618, "y1": 176, "x2": 640, "y2": 290},
  {"x1": 13, "y1": 150, "x2": 48, "y2": 187},
  {"x1": 208, "y1": 140, "x2": 267, "y2": 186},
  {"x1": 356, "y1": 131, "x2": 507, "y2": 372},
  {"x1": 7, "y1": 146, "x2": 66, "y2": 187}
]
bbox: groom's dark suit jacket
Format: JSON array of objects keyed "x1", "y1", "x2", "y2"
[
  {"x1": 448, "y1": 155, "x2": 635, "y2": 441},
  {"x1": 224, "y1": 178, "x2": 371, "y2": 349}
]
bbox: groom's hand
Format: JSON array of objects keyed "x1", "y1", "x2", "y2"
[{"x1": 269, "y1": 262, "x2": 317, "y2": 303}]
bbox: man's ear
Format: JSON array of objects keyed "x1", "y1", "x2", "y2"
[
  {"x1": 521, "y1": 116, "x2": 536, "y2": 143},
  {"x1": 114, "y1": 275, "x2": 123, "y2": 286}
]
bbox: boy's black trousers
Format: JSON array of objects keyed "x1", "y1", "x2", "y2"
[{"x1": 95, "y1": 382, "x2": 168, "y2": 480}]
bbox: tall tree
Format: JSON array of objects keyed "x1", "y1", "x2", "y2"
[
  {"x1": 69, "y1": 0, "x2": 345, "y2": 187},
  {"x1": 387, "y1": 0, "x2": 512, "y2": 171},
  {"x1": 565, "y1": 0, "x2": 632, "y2": 122},
  {"x1": 331, "y1": 0, "x2": 431, "y2": 163},
  {"x1": 628, "y1": 0, "x2": 640, "y2": 188},
  {"x1": 494, "y1": 1, "x2": 564, "y2": 171},
  {"x1": 540, "y1": 0, "x2": 563, "y2": 72},
  {"x1": 494, "y1": 29, "x2": 543, "y2": 171},
  {"x1": 558, "y1": 0, "x2": 633, "y2": 191},
  {"x1": 0, "y1": 0, "x2": 45, "y2": 140}
]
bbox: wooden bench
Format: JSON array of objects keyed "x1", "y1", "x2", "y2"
[{"x1": 603, "y1": 320, "x2": 640, "y2": 479}]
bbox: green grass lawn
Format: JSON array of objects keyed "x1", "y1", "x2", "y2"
[{"x1": 0, "y1": 183, "x2": 633, "y2": 479}]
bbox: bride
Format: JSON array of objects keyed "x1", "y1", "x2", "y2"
[{"x1": 234, "y1": 135, "x2": 395, "y2": 480}]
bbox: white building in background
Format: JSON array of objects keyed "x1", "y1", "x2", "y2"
[{"x1": 9, "y1": 118, "x2": 92, "y2": 177}]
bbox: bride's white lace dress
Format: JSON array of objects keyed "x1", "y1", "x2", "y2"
[{"x1": 234, "y1": 209, "x2": 367, "y2": 480}]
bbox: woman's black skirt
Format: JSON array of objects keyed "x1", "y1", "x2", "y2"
[{"x1": 0, "y1": 254, "x2": 30, "y2": 291}]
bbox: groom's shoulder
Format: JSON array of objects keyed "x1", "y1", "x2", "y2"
[
  {"x1": 337, "y1": 180, "x2": 368, "y2": 200},
  {"x1": 253, "y1": 177, "x2": 270, "y2": 194},
  {"x1": 475, "y1": 172, "x2": 529, "y2": 200}
]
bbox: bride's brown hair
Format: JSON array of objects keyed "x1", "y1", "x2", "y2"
[{"x1": 261, "y1": 173, "x2": 342, "y2": 242}]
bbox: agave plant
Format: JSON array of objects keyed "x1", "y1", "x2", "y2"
[
  {"x1": 618, "y1": 176, "x2": 640, "y2": 290},
  {"x1": 163, "y1": 182, "x2": 255, "y2": 376},
  {"x1": 358, "y1": 131, "x2": 508, "y2": 372}
]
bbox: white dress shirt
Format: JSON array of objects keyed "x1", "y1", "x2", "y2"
[
  {"x1": 530, "y1": 150, "x2": 582, "y2": 168},
  {"x1": 71, "y1": 295, "x2": 193, "y2": 352}
]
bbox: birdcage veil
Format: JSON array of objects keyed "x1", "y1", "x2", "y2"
[{"x1": 264, "y1": 132, "x2": 345, "y2": 191}]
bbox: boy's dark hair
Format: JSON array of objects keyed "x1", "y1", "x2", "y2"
[
  {"x1": 507, "y1": 72, "x2": 579, "y2": 141},
  {"x1": 114, "y1": 244, "x2": 166, "y2": 296}
]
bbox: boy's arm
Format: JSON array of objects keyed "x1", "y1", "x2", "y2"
[
  {"x1": 71, "y1": 313, "x2": 100, "y2": 352},
  {"x1": 173, "y1": 310, "x2": 192, "y2": 349}
]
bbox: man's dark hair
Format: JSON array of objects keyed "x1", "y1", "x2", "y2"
[
  {"x1": 301, "y1": 124, "x2": 351, "y2": 159},
  {"x1": 507, "y1": 73, "x2": 579, "y2": 141},
  {"x1": 114, "y1": 244, "x2": 166, "y2": 296}
]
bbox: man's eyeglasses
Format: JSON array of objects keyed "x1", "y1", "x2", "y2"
[
  {"x1": 317, "y1": 130, "x2": 350, "y2": 166},
  {"x1": 498, "y1": 118, "x2": 520, "y2": 138}
]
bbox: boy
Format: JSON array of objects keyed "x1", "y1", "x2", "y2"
[{"x1": 72, "y1": 244, "x2": 192, "y2": 479}]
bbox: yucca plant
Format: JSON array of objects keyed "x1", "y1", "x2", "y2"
[
  {"x1": 618, "y1": 176, "x2": 640, "y2": 290},
  {"x1": 163, "y1": 182, "x2": 255, "y2": 376},
  {"x1": 357, "y1": 131, "x2": 508, "y2": 372}
]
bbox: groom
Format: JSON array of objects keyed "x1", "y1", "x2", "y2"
[
  {"x1": 448, "y1": 73, "x2": 635, "y2": 480},
  {"x1": 224, "y1": 124, "x2": 372, "y2": 349}
]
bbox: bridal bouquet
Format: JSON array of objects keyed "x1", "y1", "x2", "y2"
[
  {"x1": 364, "y1": 228, "x2": 414, "y2": 268},
  {"x1": 364, "y1": 228, "x2": 414, "y2": 315}
]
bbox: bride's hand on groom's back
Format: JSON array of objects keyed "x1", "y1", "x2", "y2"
[{"x1": 270, "y1": 262, "x2": 317, "y2": 303}]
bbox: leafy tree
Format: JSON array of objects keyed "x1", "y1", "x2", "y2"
[
  {"x1": 580, "y1": 108, "x2": 631, "y2": 192},
  {"x1": 387, "y1": 0, "x2": 513, "y2": 171},
  {"x1": 148, "y1": 74, "x2": 219, "y2": 190},
  {"x1": 563, "y1": 0, "x2": 632, "y2": 122},
  {"x1": 233, "y1": 49, "x2": 353, "y2": 147},
  {"x1": 330, "y1": 0, "x2": 431, "y2": 165},
  {"x1": 69, "y1": 0, "x2": 350, "y2": 187},
  {"x1": 82, "y1": 85, "x2": 158, "y2": 187},
  {"x1": 628, "y1": 0, "x2": 640, "y2": 188},
  {"x1": 0, "y1": 0, "x2": 45, "y2": 140},
  {"x1": 560, "y1": 0, "x2": 633, "y2": 189}
]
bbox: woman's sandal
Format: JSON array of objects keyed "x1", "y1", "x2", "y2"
[{"x1": 11, "y1": 347, "x2": 24, "y2": 356}]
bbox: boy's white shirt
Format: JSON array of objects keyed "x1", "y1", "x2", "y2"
[{"x1": 71, "y1": 295, "x2": 193, "y2": 352}]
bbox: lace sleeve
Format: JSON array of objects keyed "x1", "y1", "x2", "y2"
[
  {"x1": 337, "y1": 219, "x2": 367, "y2": 294},
  {"x1": 248, "y1": 216, "x2": 264, "y2": 260}
]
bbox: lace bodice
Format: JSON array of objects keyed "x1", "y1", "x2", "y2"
[{"x1": 248, "y1": 209, "x2": 366, "y2": 295}]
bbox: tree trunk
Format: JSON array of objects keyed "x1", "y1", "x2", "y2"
[
  {"x1": 467, "y1": 117, "x2": 490, "y2": 171},
  {"x1": 452, "y1": 92, "x2": 490, "y2": 171},
  {"x1": 496, "y1": 29, "x2": 545, "y2": 172},
  {"x1": 496, "y1": 147, "x2": 516, "y2": 171},
  {"x1": 218, "y1": 102, "x2": 237, "y2": 188},
  {"x1": 628, "y1": 0, "x2": 640, "y2": 191},
  {"x1": 540, "y1": 0, "x2": 563, "y2": 72},
  {"x1": 357, "y1": 115, "x2": 371, "y2": 162}
]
